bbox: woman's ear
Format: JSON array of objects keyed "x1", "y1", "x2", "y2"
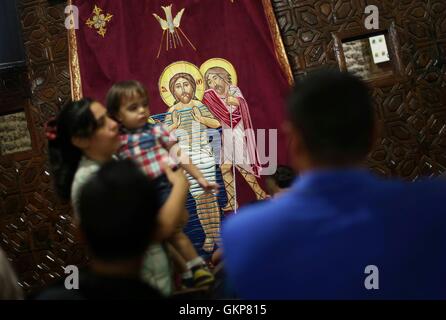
[{"x1": 71, "y1": 136, "x2": 90, "y2": 150}]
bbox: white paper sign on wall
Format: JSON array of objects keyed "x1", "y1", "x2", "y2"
[{"x1": 369, "y1": 35, "x2": 390, "y2": 64}]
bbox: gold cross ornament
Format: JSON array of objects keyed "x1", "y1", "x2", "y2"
[{"x1": 86, "y1": 5, "x2": 113, "y2": 37}]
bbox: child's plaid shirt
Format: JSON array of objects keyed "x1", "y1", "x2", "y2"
[{"x1": 118, "y1": 123, "x2": 178, "y2": 179}]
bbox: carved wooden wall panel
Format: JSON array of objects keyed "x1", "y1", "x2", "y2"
[
  {"x1": 272, "y1": 0, "x2": 446, "y2": 180},
  {"x1": 0, "y1": 0, "x2": 86, "y2": 295}
]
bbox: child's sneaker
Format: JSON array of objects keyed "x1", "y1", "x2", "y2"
[{"x1": 193, "y1": 267, "x2": 215, "y2": 287}]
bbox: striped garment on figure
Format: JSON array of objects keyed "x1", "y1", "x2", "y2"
[{"x1": 164, "y1": 104, "x2": 222, "y2": 252}]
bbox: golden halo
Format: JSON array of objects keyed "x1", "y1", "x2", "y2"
[
  {"x1": 158, "y1": 61, "x2": 204, "y2": 107},
  {"x1": 199, "y1": 58, "x2": 238, "y2": 88}
]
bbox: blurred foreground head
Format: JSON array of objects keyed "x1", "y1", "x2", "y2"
[
  {"x1": 286, "y1": 70, "x2": 375, "y2": 170},
  {"x1": 79, "y1": 159, "x2": 160, "y2": 262}
]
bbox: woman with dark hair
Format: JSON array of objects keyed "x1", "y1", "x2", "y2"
[
  {"x1": 48, "y1": 97, "x2": 189, "y2": 234},
  {"x1": 47, "y1": 98, "x2": 97, "y2": 200},
  {"x1": 47, "y1": 98, "x2": 189, "y2": 296},
  {"x1": 48, "y1": 98, "x2": 121, "y2": 213}
]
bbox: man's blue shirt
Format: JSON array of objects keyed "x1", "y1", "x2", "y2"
[{"x1": 222, "y1": 169, "x2": 446, "y2": 299}]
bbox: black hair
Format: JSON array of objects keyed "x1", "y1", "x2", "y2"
[
  {"x1": 78, "y1": 159, "x2": 160, "y2": 262},
  {"x1": 287, "y1": 70, "x2": 375, "y2": 165},
  {"x1": 268, "y1": 165, "x2": 296, "y2": 189},
  {"x1": 48, "y1": 98, "x2": 98, "y2": 200},
  {"x1": 106, "y1": 80, "x2": 149, "y2": 120}
]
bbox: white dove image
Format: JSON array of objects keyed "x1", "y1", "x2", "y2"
[{"x1": 153, "y1": 4, "x2": 196, "y2": 58}]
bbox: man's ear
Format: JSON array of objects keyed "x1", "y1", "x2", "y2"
[
  {"x1": 71, "y1": 136, "x2": 90, "y2": 150},
  {"x1": 282, "y1": 120, "x2": 303, "y2": 154}
]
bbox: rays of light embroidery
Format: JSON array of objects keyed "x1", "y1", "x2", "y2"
[{"x1": 152, "y1": 4, "x2": 196, "y2": 59}]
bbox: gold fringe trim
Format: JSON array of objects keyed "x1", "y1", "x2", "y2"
[
  {"x1": 261, "y1": 0, "x2": 294, "y2": 86},
  {"x1": 68, "y1": 0, "x2": 83, "y2": 100}
]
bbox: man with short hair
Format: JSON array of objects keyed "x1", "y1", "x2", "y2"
[
  {"x1": 222, "y1": 70, "x2": 446, "y2": 299},
  {"x1": 37, "y1": 160, "x2": 163, "y2": 299}
]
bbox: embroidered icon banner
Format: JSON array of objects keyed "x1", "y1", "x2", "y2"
[{"x1": 69, "y1": 0, "x2": 293, "y2": 256}]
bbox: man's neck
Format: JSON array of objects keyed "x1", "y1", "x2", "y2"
[{"x1": 295, "y1": 159, "x2": 363, "y2": 175}]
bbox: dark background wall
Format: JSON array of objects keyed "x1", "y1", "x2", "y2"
[
  {"x1": 273, "y1": 0, "x2": 446, "y2": 178},
  {"x1": 0, "y1": 0, "x2": 86, "y2": 294},
  {"x1": 0, "y1": 0, "x2": 26, "y2": 68},
  {"x1": 0, "y1": 0, "x2": 445, "y2": 294}
]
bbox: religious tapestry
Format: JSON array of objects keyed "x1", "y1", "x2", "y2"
[{"x1": 68, "y1": 0, "x2": 292, "y2": 256}]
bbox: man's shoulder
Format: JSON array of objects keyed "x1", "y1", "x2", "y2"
[
  {"x1": 400, "y1": 177, "x2": 446, "y2": 210},
  {"x1": 223, "y1": 176, "x2": 446, "y2": 239},
  {"x1": 370, "y1": 175, "x2": 446, "y2": 204},
  {"x1": 222, "y1": 198, "x2": 296, "y2": 290},
  {"x1": 408, "y1": 177, "x2": 446, "y2": 192},
  {"x1": 223, "y1": 196, "x2": 294, "y2": 240}
]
